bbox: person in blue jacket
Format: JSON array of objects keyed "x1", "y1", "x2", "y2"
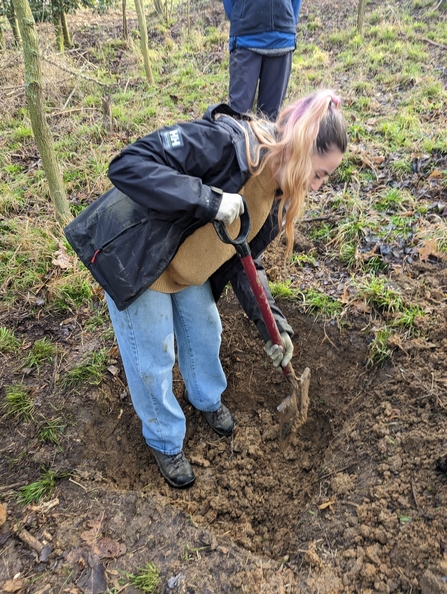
[{"x1": 222, "y1": 0, "x2": 302, "y2": 120}]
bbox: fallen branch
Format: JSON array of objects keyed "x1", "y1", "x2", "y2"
[
  {"x1": 420, "y1": 37, "x2": 447, "y2": 49},
  {"x1": 17, "y1": 528, "x2": 44, "y2": 554},
  {"x1": 40, "y1": 55, "x2": 111, "y2": 87}
]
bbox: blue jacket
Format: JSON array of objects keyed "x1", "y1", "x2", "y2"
[{"x1": 222, "y1": 0, "x2": 302, "y2": 51}]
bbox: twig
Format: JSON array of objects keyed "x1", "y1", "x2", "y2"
[
  {"x1": 47, "y1": 107, "x2": 97, "y2": 118},
  {"x1": 411, "y1": 481, "x2": 420, "y2": 511},
  {"x1": 321, "y1": 322, "x2": 339, "y2": 350},
  {"x1": 312, "y1": 462, "x2": 357, "y2": 484},
  {"x1": 0, "y1": 481, "x2": 27, "y2": 492},
  {"x1": 300, "y1": 215, "x2": 342, "y2": 224},
  {"x1": 63, "y1": 62, "x2": 88, "y2": 109},
  {"x1": 420, "y1": 36, "x2": 447, "y2": 49},
  {"x1": 17, "y1": 529, "x2": 44, "y2": 554},
  {"x1": 40, "y1": 55, "x2": 111, "y2": 87},
  {"x1": 68, "y1": 477, "x2": 87, "y2": 491}
]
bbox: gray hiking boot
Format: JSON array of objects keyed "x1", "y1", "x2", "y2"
[
  {"x1": 151, "y1": 449, "x2": 195, "y2": 489},
  {"x1": 184, "y1": 390, "x2": 235, "y2": 437}
]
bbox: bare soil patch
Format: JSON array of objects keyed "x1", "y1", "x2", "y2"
[{"x1": 1, "y1": 246, "x2": 446, "y2": 593}]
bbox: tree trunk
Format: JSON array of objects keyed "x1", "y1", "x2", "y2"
[
  {"x1": 53, "y1": 12, "x2": 64, "y2": 51},
  {"x1": 122, "y1": 0, "x2": 128, "y2": 39},
  {"x1": 186, "y1": 0, "x2": 190, "y2": 36},
  {"x1": 134, "y1": 0, "x2": 154, "y2": 85},
  {"x1": 11, "y1": 0, "x2": 72, "y2": 227},
  {"x1": 102, "y1": 93, "x2": 112, "y2": 132},
  {"x1": 357, "y1": 0, "x2": 367, "y2": 34},
  {"x1": 61, "y1": 9, "x2": 72, "y2": 49},
  {"x1": 0, "y1": 25, "x2": 5, "y2": 51},
  {"x1": 6, "y1": 0, "x2": 21, "y2": 45}
]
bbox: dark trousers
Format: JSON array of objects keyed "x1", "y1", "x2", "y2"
[{"x1": 229, "y1": 48, "x2": 293, "y2": 120}]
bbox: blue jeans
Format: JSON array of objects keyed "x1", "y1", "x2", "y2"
[{"x1": 105, "y1": 282, "x2": 227, "y2": 455}]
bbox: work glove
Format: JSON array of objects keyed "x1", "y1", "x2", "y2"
[
  {"x1": 265, "y1": 332, "x2": 294, "y2": 369},
  {"x1": 215, "y1": 192, "x2": 244, "y2": 226}
]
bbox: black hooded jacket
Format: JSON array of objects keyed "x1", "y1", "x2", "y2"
[{"x1": 64, "y1": 104, "x2": 293, "y2": 341}]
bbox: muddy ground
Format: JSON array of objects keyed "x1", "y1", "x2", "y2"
[
  {"x1": 1, "y1": 241, "x2": 447, "y2": 594},
  {"x1": 1, "y1": 0, "x2": 447, "y2": 593}
]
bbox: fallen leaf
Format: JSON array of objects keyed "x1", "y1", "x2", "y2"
[
  {"x1": 81, "y1": 530, "x2": 97, "y2": 546},
  {"x1": 65, "y1": 546, "x2": 88, "y2": 564},
  {"x1": 0, "y1": 503, "x2": 6, "y2": 527},
  {"x1": 2, "y1": 579, "x2": 23, "y2": 592},
  {"x1": 92, "y1": 537, "x2": 122, "y2": 559},
  {"x1": 52, "y1": 244, "x2": 72, "y2": 269},
  {"x1": 318, "y1": 499, "x2": 335, "y2": 511},
  {"x1": 417, "y1": 239, "x2": 442, "y2": 262},
  {"x1": 76, "y1": 563, "x2": 107, "y2": 594}
]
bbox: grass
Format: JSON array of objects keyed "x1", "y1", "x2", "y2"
[
  {"x1": 300, "y1": 288, "x2": 343, "y2": 319},
  {"x1": 290, "y1": 252, "x2": 317, "y2": 267},
  {"x1": 366, "y1": 327, "x2": 394, "y2": 367},
  {"x1": 18, "y1": 468, "x2": 62, "y2": 504},
  {"x1": 22, "y1": 337, "x2": 57, "y2": 371},
  {"x1": 38, "y1": 418, "x2": 66, "y2": 446},
  {"x1": 269, "y1": 280, "x2": 298, "y2": 301},
  {"x1": 355, "y1": 275, "x2": 404, "y2": 314},
  {"x1": 128, "y1": 562, "x2": 160, "y2": 593},
  {"x1": 60, "y1": 348, "x2": 109, "y2": 389},
  {"x1": 0, "y1": 327, "x2": 21, "y2": 353},
  {"x1": 4, "y1": 384, "x2": 35, "y2": 421}
]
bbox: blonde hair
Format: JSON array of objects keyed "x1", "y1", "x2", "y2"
[{"x1": 245, "y1": 90, "x2": 348, "y2": 256}]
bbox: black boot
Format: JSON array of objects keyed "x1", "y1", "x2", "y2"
[
  {"x1": 151, "y1": 449, "x2": 195, "y2": 488},
  {"x1": 184, "y1": 390, "x2": 235, "y2": 437}
]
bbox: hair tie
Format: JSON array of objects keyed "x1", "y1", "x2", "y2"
[{"x1": 330, "y1": 94, "x2": 341, "y2": 108}]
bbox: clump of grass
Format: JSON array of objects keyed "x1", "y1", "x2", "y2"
[
  {"x1": 84, "y1": 310, "x2": 109, "y2": 332},
  {"x1": 336, "y1": 212, "x2": 371, "y2": 245},
  {"x1": 391, "y1": 305, "x2": 425, "y2": 331},
  {"x1": 18, "y1": 468, "x2": 62, "y2": 504},
  {"x1": 128, "y1": 562, "x2": 161, "y2": 593},
  {"x1": 38, "y1": 418, "x2": 66, "y2": 446},
  {"x1": 300, "y1": 288, "x2": 343, "y2": 319},
  {"x1": 49, "y1": 273, "x2": 94, "y2": 312},
  {"x1": 340, "y1": 242, "x2": 357, "y2": 268},
  {"x1": 0, "y1": 221, "x2": 59, "y2": 305},
  {"x1": 416, "y1": 222, "x2": 447, "y2": 255},
  {"x1": 22, "y1": 337, "x2": 57, "y2": 371},
  {"x1": 366, "y1": 326, "x2": 394, "y2": 367},
  {"x1": 375, "y1": 188, "x2": 415, "y2": 213},
  {"x1": 361, "y1": 255, "x2": 388, "y2": 274},
  {"x1": 290, "y1": 252, "x2": 317, "y2": 267},
  {"x1": 307, "y1": 222, "x2": 334, "y2": 242},
  {"x1": 4, "y1": 384, "x2": 35, "y2": 421},
  {"x1": 269, "y1": 280, "x2": 298, "y2": 300},
  {"x1": 0, "y1": 327, "x2": 21, "y2": 353},
  {"x1": 60, "y1": 348, "x2": 108, "y2": 389},
  {"x1": 355, "y1": 275, "x2": 404, "y2": 313}
]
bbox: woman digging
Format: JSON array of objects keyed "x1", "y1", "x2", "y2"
[{"x1": 65, "y1": 89, "x2": 348, "y2": 489}]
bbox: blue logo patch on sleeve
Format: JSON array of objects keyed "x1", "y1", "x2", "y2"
[{"x1": 160, "y1": 128, "x2": 184, "y2": 149}]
